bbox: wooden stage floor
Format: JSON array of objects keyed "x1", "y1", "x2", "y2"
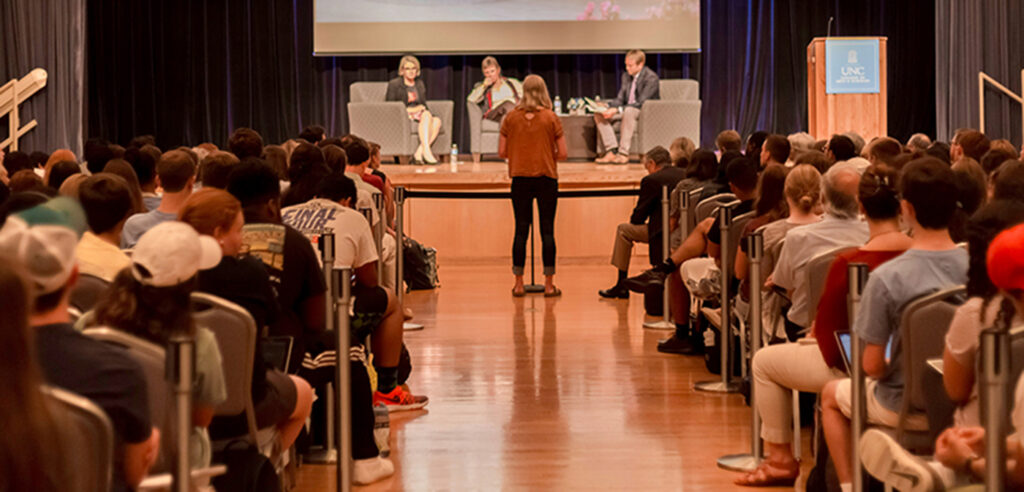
[{"x1": 293, "y1": 260, "x2": 805, "y2": 491}]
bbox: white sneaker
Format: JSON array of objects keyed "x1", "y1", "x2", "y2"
[
  {"x1": 859, "y1": 428, "x2": 943, "y2": 492},
  {"x1": 353, "y1": 456, "x2": 395, "y2": 485}
]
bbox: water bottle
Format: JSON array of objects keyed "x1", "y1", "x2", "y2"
[
  {"x1": 450, "y1": 144, "x2": 458, "y2": 172},
  {"x1": 554, "y1": 95, "x2": 562, "y2": 115}
]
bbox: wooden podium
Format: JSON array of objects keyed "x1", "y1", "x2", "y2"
[{"x1": 807, "y1": 37, "x2": 887, "y2": 140}]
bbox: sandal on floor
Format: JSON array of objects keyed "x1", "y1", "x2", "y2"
[
  {"x1": 734, "y1": 461, "x2": 799, "y2": 487},
  {"x1": 543, "y1": 287, "x2": 562, "y2": 298},
  {"x1": 512, "y1": 287, "x2": 526, "y2": 297}
]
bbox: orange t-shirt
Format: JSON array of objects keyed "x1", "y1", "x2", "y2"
[{"x1": 500, "y1": 107, "x2": 564, "y2": 179}]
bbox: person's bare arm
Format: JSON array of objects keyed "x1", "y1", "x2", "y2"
[
  {"x1": 355, "y1": 262, "x2": 377, "y2": 288},
  {"x1": 123, "y1": 427, "x2": 160, "y2": 487},
  {"x1": 943, "y1": 345, "x2": 975, "y2": 405},
  {"x1": 862, "y1": 343, "x2": 887, "y2": 379},
  {"x1": 193, "y1": 405, "x2": 216, "y2": 428},
  {"x1": 498, "y1": 135, "x2": 508, "y2": 159},
  {"x1": 734, "y1": 249, "x2": 749, "y2": 280},
  {"x1": 555, "y1": 135, "x2": 568, "y2": 162}
]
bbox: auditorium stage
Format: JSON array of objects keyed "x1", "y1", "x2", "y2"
[{"x1": 382, "y1": 161, "x2": 650, "y2": 261}]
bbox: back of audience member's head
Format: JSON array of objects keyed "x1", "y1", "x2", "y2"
[
  {"x1": 813, "y1": 139, "x2": 827, "y2": 152},
  {"x1": 951, "y1": 158, "x2": 988, "y2": 215},
  {"x1": 858, "y1": 165, "x2": 901, "y2": 221},
  {"x1": 57, "y1": 174, "x2": 87, "y2": 200},
  {"x1": 315, "y1": 173, "x2": 358, "y2": 204},
  {"x1": 725, "y1": 156, "x2": 758, "y2": 195},
  {"x1": 989, "y1": 138, "x2": 1016, "y2": 155},
  {"x1": 288, "y1": 143, "x2": 327, "y2": 182},
  {"x1": 124, "y1": 144, "x2": 160, "y2": 188},
  {"x1": 745, "y1": 131, "x2": 768, "y2": 158},
  {"x1": 261, "y1": 145, "x2": 289, "y2": 181},
  {"x1": 128, "y1": 135, "x2": 157, "y2": 149},
  {"x1": 28, "y1": 151, "x2": 49, "y2": 170},
  {"x1": 157, "y1": 150, "x2": 197, "y2": 193},
  {"x1": 83, "y1": 138, "x2": 115, "y2": 174},
  {"x1": 899, "y1": 157, "x2": 958, "y2": 230},
  {"x1": 686, "y1": 149, "x2": 718, "y2": 181},
  {"x1": 826, "y1": 135, "x2": 857, "y2": 162},
  {"x1": 867, "y1": 137, "x2": 902, "y2": 166},
  {"x1": 340, "y1": 134, "x2": 371, "y2": 166},
  {"x1": 891, "y1": 152, "x2": 914, "y2": 170},
  {"x1": 957, "y1": 130, "x2": 990, "y2": 161},
  {"x1": 0, "y1": 181, "x2": 9, "y2": 209},
  {"x1": 716, "y1": 150, "x2": 744, "y2": 184},
  {"x1": 3, "y1": 151, "x2": 32, "y2": 175},
  {"x1": 78, "y1": 174, "x2": 134, "y2": 235},
  {"x1": 925, "y1": 141, "x2": 951, "y2": 164},
  {"x1": 228, "y1": 127, "x2": 264, "y2": 160},
  {"x1": 822, "y1": 164, "x2": 861, "y2": 219},
  {"x1": 101, "y1": 159, "x2": 146, "y2": 214},
  {"x1": 368, "y1": 142, "x2": 382, "y2": 169},
  {"x1": 227, "y1": 158, "x2": 281, "y2": 219},
  {"x1": 785, "y1": 164, "x2": 822, "y2": 215},
  {"x1": 669, "y1": 137, "x2": 696, "y2": 168},
  {"x1": 299, "y1": 125, "x2": 327, "y2": 144},
  {"x1": 0, "y1": 191, "x2": 50, "y2": 227},
  {"x1": 795, "y1": 150, "x2": 831, "y2": 175},
  {"x1": 283, "y1": 144, "x2": 330, "y2": 207},
  {"x1": 906, "y1": 133, "x2": 931, "y2": 153},
  {"x1": 980, "y1": 147, "x2": 1019, "y2": 174},
  {"x1": 322, "y1": 145, "x2": 348, "y2": 174},
  {"x1": 178, "y1": 188, "x2": 243, "y2": 240},
  {"x1": 843, "y1": 131, "x2": 865, "y2": 156},
  {"x1": 43, "y1": 149, "x2": 76, "y2": 183},
  {"x1": 715, "y1": 130, "x2": 741, "y2": 153},
  {"x1": 318, "y1": 137, "x2": 344, "y2": 149},
  {"x1": 762, "y1": 135, "x2": 790, "y2": 165},
  {"x1": 199, "y1": 151, "x2": 239, "y2": 189},
  {"x1": 965, "y1": 200, "x2": 1024, "y2": 298},
  {"x1": 754, "y1": 163, "x2": 787, "y2": 218},
  {"x1": 787, "y1": 132, "x2": 816, "y2": 159},
  {"x1": 992, "y1": 160, "x2": 1024, "y2": 203},
  {"x1": 644, "y1": 146, "x2": 672, "y2": 169},
  {"x1": 9, "y1": 170, "x2": 45, "y2": 194}
]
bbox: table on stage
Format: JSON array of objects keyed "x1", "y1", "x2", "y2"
[{"x1": 558, "y1": 114, "x2": 599, "y2": 160}]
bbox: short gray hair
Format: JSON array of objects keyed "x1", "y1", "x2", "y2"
[{"x1": 822, "y1": 165, "x2": 861, "y2": 219}]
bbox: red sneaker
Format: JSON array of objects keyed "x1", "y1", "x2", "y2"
[{"x1": 373, "y1": 386, "x2": 429, "y2": 412}]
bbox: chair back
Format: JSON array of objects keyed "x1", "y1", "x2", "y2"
[
  {"x1": 659, "y1": 79, "x2": 699, "y2": 100},
  {"x1": 898, "y1": 286, "x2": 966, "y2": 436},
  {"x1": 1010, "y1": 324, "x2": 1024, "y2": 391},
  {"x1": 70, "y1": 273, "x2": 110, "y2": 313},
  {"x1": 349, "y1": 82, "x2": 388, "y2": 103},
  {"x1": 678, "y1": 186, "x2": 703, "y2": 238},
  {"x1": 82, "y1": 327, "x2": 175, "y2": 473},
  {"x1": 191, "y1": 292, "x2": 260, "y2": 444},
  {"x1": 42, "y1": 385, "x2": 114, "y2": 492},
  {"x1": 724, "y1": 211, "x2": 756, "y2": 276},
  {"x1": 694, "y1": 193, "x2": 736, "y2": 224},
  {"x1": 805, "y1": 246, "x2": 857, "y2": 323}
]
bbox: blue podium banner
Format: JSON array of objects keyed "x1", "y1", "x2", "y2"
[{"x1": 825, "y1": 39, "x2": 880, "y2": 94}]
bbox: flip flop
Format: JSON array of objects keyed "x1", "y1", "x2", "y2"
[
  {"x1": 733, "y1": 461, "x2": 799, "y2": 487},
  {"x1": 543, "y1": 287, "x2": 562, "y2": 298},
  {"x1": 512, "y1": 287, "x2": 526, "y2": 297}
]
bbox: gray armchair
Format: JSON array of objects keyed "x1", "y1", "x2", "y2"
[
  {"x1": 467, "y1": 103, "x2": 502, "y2": 162},
  {"x1": 597, "y1": 79, "x2": 702, "y2": 156},
  {"x1": 348, "y1": 82, "x2": 453, "y2": 162}
]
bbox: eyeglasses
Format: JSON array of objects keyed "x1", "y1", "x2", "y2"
[{"x1": 401, "y1": 66, "x2": 418, "y2": 73}]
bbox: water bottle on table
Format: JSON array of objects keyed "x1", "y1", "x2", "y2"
[
  {"x1": 450, "y1": 144, "x2": 458, "y2": 172},
  {"x1": 554, "y1": 95, "x2": 562, "y2": 115}
]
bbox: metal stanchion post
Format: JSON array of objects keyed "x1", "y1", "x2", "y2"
[
  {"x1": 718, "y1": 231, "x2": 765, "y2": 471},
  {"x1": 168, "y1": 335, "x2": 194, "y2": 492},
  {"x1": 645, "y1": 185, "x2": 674, "y2": 330},
  {"x1": 848, "y1": 263, "x2": 869, "y2": 492},
  {"x1": 372, "y1": 194, "x2": 385, "y2": 285},
  {"x1": 696, "y1": 202, "x2": 741, "y2": 393},
  {"x1": 981, "y1": 322, "x2": 1010, "y2": 491},
  {"x1": 394, "y1": 187, "x2": 424, "y2": 331},
  {"x1": 334, "y1": 267, "x2": 353, "y2": 492},
  {"x1": 306, "y1": 233, "x2": 338, "y2": 464}
]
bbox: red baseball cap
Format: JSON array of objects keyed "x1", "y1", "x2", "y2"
[{"x1": 987, "y1": 223, "x2": 1024, "y2": 291}]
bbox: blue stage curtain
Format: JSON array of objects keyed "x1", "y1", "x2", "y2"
[{"x1": 85, "y1": 0, "x2": 935, "y2": 151}]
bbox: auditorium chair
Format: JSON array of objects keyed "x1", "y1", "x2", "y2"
[
  {"x1": 348, "y1": 82, "x2": 453, "y2": 163},
  {"x1": 42, "y1": 385, "x2": 114, "y2": 492},
  {"x1": 70, "y1": 273, "x2": 109, "y2": 313},
  {"x1": 804, "y1": 246, "x2": 857, "y2": 335},
  {"x1": 595, "y1": 79, "x2": 702, "y2": 158}
]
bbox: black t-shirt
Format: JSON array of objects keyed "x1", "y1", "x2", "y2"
[
  {"x1": 35, "y1": 322, "x2": 151, "y2": 492},
  {"x1": 240, "y1": 222, "x2": 327, "y2": 357},
  {"x1": 705, "y1": 199, "x2": 754, "y2": 245}
]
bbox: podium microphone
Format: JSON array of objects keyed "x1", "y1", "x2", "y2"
[{"x1": 827, "y1": 16, "x2": 834, "y2": 37}]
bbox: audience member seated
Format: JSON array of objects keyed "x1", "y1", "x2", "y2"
[
  {"x1": 599, "y1": 146, "x2": 687, "y2": 299},
  {"x1": 124, "y1": 144, "x2": 163, "y2": 210},
  {"x1": 731, "y1": 165, "x2": 910, "y2": 486},
  {"x1": 795, "y1": 149, "x2": 832, "y2": 175},
  {"x1": 745, "y1": 131, "x2": 768, "y2": 158},
  {"x1": 907, "y1": 133, "x2": 932, "y2": 153},
  {"x1": 769, "y1": 164, "x2": 868, "y2": 336},
  {"x1": 367, "y1": 142, "x2": 397, "y2": 227},
  {"x1": 732, "y1": 163, "x2": 787, "y2": 296},
  {"x1": 991, "y1": 160, "x2": 1024, "y2": 202},
  {"x1": 716, "y1": 130, "x2": 742, "y2": 154},
  {"x1": 865, "y1": 137, "x2": 903, "y2": 167},
  {"x1": 820, "y1": 158, "x2": 968, "y2": 490},
  {"x1": 9, "y1": 169, "x2": 47, "y2": 194},
  {"x1": 198, "y1": 150, "x2": 239, "y2": 190},
  {"x1": 177, "y1": 187, "x2": 315, "y2": 461},
  {"x1": 759, "y1": 135, "x2": 790, "y2": 169},
  {"x1": 0, "y1": 197, "x2": 160, "y2": 491},
  {"x1": 75, "y1": 174, "x2": 134, "y2": 281},
  {"x1": 949, "y1": 157, "x2": 988, "y2": 243},
  {"x1": 83, "y1": 139, "x2": 115, "y2": 174},
  {"x1": 281, "y1": 142, "x2": 330, "y2": 208},
  {"x1": 594, "y1": 50, "x2": 659, "y2": 164},
  {"x1": 322, "y1": 144, "x2": 348, "y2": 175},
  {"x1": 228, "y1": 127, "x2": 264, "y2": 160},
  {"x1": 786, "y1": 132, "x2": 816, "y2": 165},
  {"x1": 101, "y1": 159, "x2": 146, "y2": 215},
  {"x1": 299, "y1": 125, "x2": 326, "y2": 144},
  {"x1": 88, "y1": 221, "x2": 227, "y2": 467},
  {"x1": 46, "y1": 159, "x2": 81, "y2": 191},
  {"x1": 340, "y1": 135, "x2": 398, "y2": 290},
  {"x1": 952, "y1": 129, "x2": 991, "y2": 163},
  {"x1": 980, "y1": 146, "x2": 1020, "y2": 175},
  {"x1": 825, "y1": 134, "x2": 857, "y2": 164},
  {"x1": 121, "y1": 149, "x2": 197, "y2": 247},
  {"x1": 653, "y1": 157, "x2": 759, "y2": 354},
  {"x1": 667, "y1": 149, "x2": 719, "y2": 246},
  {"x1": 669, "y1": 136, "x2": 696, "y2": 168},
  {"x1": 261, "y1": 145, "x2": 289, "y2": 182}
]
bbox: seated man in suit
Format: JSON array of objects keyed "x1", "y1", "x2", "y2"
[
  {"x1": 600, "y1": 146, "x2": 687, "y2": 298},
  {"x1": 594, "y1": 50, "x2": 660, "y2": 164}
]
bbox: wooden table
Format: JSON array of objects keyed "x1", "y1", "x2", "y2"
[{"x1": 558, "y1": 114, "x2": 598, "y2": 160}]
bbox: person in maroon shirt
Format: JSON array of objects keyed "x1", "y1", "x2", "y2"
[{"x1": 732, "y1": 165, "x2": 911, "y2": 486}]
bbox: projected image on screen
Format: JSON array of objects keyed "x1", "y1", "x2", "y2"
[
  {"x1": 317, "y1": 0, "x2": 697, "y2": 23},
  {"x1": 313, "y1": 0, "x2": 699, "y2": 54}
]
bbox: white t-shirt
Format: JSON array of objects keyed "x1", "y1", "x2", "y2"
[{"x1": 281, "y1": 198, "x2": 378, "y2": 269}]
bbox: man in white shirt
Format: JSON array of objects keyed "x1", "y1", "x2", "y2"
[{"x1": 340, "y1": 135, "x2": 397, "y2": 289}]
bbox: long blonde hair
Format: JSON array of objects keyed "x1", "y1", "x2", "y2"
[{"x1": 518, "y1": 74, "x2": 552, "y2": 112}]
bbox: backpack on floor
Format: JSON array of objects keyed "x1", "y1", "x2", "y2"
[
  {"x1": 211, "y1": 440, "x2": 281, "y2": 492},
  {"x1": 403, "y1": 237, "x2": 439, "y2": 290}
]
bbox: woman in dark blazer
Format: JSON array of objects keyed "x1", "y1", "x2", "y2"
[{"x1": 385, "y1": 55, "x2": 442, "y2": 164}]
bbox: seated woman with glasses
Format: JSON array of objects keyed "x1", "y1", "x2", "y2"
[{"x1": 386, "y1": 55, "x2": 442, "y2": 164}]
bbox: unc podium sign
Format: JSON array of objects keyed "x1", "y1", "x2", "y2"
[{"x1": 825, "y1": 39, "x2": 880, "y2": 94}]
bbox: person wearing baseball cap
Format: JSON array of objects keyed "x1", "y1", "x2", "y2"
[
  {"x1": 0, "y1": 197, "x2": 161, "y2": 491},
  {"x1": 87, "y1": 220, "x2": 226, "y2": 468}
]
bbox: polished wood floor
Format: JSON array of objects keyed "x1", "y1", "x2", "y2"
[{"x1": 294, "y1": 260, "x2": 803, "y2": 491}]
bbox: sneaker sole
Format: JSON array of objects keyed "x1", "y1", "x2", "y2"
[
  {"x1": 859, "y1": 429, "x2": 936, "y2": 492},
  {"x1": 376, "y1": 399, "x2": 429, "y2": 412}
]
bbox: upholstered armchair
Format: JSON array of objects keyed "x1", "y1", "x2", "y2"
[
  {"x1": 467, "y1": 103, "x2": 502, "y2": 163},
  {"x1": 347, "y1": 82, "x2": 453, "y2": 162},
  {"x1": 596, "y1": 79, "x2": 702, "y2": 157}
]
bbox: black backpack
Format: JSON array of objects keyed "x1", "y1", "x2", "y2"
[
  {"x1": 403, "y1": 237, "x2": 439, "y2": 290},
  {"x1": 211, "y1": 440, "x2": 281, "y2": 492}
]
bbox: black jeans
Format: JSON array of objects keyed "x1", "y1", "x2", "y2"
[{"x1": 511, "y1": 176, "x2": 558, "y2": 275}]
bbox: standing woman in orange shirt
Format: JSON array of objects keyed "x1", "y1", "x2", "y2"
[{"x1": 499, "y1": 74, "x2": 568, "y2": 297}]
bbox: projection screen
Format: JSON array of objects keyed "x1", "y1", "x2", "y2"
[{"x1": 313, "y1": 0, "x2": 700, "y2": 55}]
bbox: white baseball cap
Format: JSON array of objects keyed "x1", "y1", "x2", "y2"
[
  {"x1": 0, "y1": 197, "x2": 87, "y2": 294},
  {"x1": 131, "y1": 221, "x2": 222, "y2": 287}
]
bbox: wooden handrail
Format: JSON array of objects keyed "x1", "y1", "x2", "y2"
[{"x1": 977, "y1": 70, "x2": 1024, "y2": 146}]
